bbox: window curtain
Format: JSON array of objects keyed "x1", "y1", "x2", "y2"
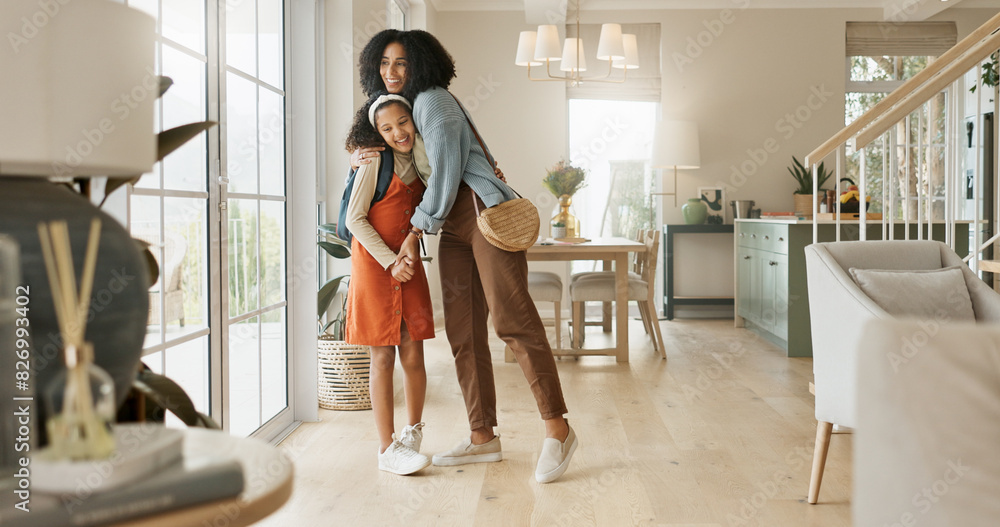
[
  {"x1": 566, "y1": 23, "x2": 660, "y2": 102},
  {"x1": 846, "y1": 21, "x2": 957, "y2": 57}
]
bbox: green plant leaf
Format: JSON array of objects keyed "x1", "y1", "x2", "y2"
[
  {"x1": 318, "y1": 275, "x2": 348, "y2": 319},
  {"x1": 319, "y1": 241, "x2": 351, "y2": 259},
  {"x1": 133, "y1": 366, "x2": 220, "y2": 429},
  {"x1": 318, "y1": 223, "x2": 340, "y2": 236},
  {"x1": 100, "y1": 175, "x2": 142, "y2": 207},
  {"x1": 158, "y1": 76, "x2": 174, "y2": 98},
  {"x1": 159, "y1": 121, "x2": 217, "y2": 161}
]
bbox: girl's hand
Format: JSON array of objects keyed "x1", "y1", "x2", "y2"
[
  {"x1": 351, "y1": 146, "x2": 385, "y2": 169},
  {"x1": 391, "y1": 256, "x2": 415, "y2": 282}
]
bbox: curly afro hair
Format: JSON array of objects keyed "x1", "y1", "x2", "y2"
[
  {"x1": 344, "y1": 92, "x2": 412, "y2": 152},
  {"x1": 358, "y1": 29, "x2": 456, "y2": 101}
]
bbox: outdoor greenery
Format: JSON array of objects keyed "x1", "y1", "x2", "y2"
[
  {"x1": 600, "y1": 160, "x2": 652, "y2": 238},
  {"x1": 542, "y1": 159, "x2": 587, "y2": 197}
]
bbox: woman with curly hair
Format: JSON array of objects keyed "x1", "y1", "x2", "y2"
[
  {"x1": 350, "y1": 30, "x2": 578, "y2": 484},
  {"x1": 343, "y1": 92, "x2": 435, "y2": 476}
]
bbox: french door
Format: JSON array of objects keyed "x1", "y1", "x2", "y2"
[{"x1": 123, "y1": 0, "x2": 290, "y2": 438}]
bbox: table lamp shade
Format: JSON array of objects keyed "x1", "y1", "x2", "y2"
[
  {"x1": 0, "y1": 0, "x2": 156, "y2": 178},
  {"x1": 652, "y1": 120, "x2": 701, "y2": 169}
]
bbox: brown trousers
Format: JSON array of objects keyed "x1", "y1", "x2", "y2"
[{"x1": 438, "y1": 186, "x2": 568, "y2": 430}]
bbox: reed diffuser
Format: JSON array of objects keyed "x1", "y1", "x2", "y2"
[{"x1": 37, "y1": 219, "x2": 116, "y2": 460}]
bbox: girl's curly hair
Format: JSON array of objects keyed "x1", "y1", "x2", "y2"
[
  {"x1": 358, "y1": 29, "x2": 456, "y2": 101},
  {"x1": 344, "y1": 92, "x2": 411, "y2": 152}
]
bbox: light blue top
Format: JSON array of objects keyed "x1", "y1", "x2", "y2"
[{"x1": 410, "y1": 86, "x2": 517, "y2": 233}]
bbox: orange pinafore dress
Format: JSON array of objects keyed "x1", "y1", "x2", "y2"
[{"x1": 344, "y1": 173, "x2": 434, "y2": 346}]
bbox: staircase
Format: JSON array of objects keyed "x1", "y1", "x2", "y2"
[{"x1": 804, "y1": 13, "x2": 1000, "y2": 278}]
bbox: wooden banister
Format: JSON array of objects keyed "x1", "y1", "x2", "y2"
[
  {"x1": 854, "y1": 28, "x2": 1000, "y2": 150},
  {"x1": 805, "y1": 11, "x2": 1000, "y2": 166}
]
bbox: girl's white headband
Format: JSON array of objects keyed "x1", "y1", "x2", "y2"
[{"x1": 368, "y1": 94, "x2": 412, "y2": 127}]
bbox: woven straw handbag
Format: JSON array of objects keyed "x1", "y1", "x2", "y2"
[{"x1": 472, "y1": 191, "x2": 539, "y2": 252}]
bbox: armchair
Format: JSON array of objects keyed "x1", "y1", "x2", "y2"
[{"x1": 803, "y1": 240, "x2": 1000, "y2": 503}]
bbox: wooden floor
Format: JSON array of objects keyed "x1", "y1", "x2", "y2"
[{"x1": 258, "y1": 319, "x2": 852, "y2": 527}]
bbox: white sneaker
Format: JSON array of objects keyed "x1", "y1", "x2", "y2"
[
  {"x1": 431, "y1": 435, "x2": 503, "y2": 466},
  {"x1": 535, "y1": 426, "x2": 578, "y2": 483},
  {"x1": 378, "y1": 436, "x2": 431, "y2": 475},
  {"x1": 400, "y1": 422, "x2": 425, "y2": 452}
]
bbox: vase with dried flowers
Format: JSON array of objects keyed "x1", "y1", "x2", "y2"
[{"x1": 542, "y1": 160, "x2": 587, "y2": 238}]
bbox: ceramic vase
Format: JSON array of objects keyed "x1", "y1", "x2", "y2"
[
  {"x1": 682, "y1": 198, "x2": 708, "y2": 225},
  {"x1": 550, "y1": 194, "x2": 580, "y2": 238},
  {"x1": 0, "y1": 178, "x2": 150, "y2": 421}
]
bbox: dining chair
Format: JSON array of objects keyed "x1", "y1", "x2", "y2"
[
  {"x1": 506, "y1": 271, "x2": 563, "y2": 362},
  {"x1": 568, "y1": 229, "x2": 666, "y2": 359}
]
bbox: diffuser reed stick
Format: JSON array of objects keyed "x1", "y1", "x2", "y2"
[{"x1": 37, "y1": 219, "x2": 115, "y2": 460}]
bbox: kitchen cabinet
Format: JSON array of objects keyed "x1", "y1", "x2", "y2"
[{"x1": 735, "y1": 220, "x2": 970, "y2": 357}]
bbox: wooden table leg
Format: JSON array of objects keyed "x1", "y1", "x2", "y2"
[
  {"x1": 615, "y1": 253, "x2": 629, "y2": 362},
  {"x1": 602, "y1": 259, "x2": 612, "y2": 332}
]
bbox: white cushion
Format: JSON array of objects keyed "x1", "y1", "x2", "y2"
[
  {"x1": 849, "y1": 266, "x2": 976, "y2": 322},
  {"x1": 569, "y1": 274, "x2": 647, "y2": 302},
  {"x1": 569, "y1": 270, "x2": 641, "y2": 284},
  {"x1": 527, "y1": 271, "x2": 562, "y2": 303}
]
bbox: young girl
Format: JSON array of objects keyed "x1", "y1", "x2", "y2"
[{"x1": 343, "y1": 93, "x2": 434, "y2": 475}]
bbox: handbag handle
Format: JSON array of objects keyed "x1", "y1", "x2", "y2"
[{"x1": 446, "y1": 92, "x2": 522, "y2": 217}]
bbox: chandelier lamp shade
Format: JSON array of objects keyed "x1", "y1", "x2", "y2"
[{"x1": 514, "y1": 5, "x2": 638, "y2": 85}]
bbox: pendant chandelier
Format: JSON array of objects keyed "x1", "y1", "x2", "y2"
[{"x1": 514, "y1": 1, "x2": 638, "y2": 85}]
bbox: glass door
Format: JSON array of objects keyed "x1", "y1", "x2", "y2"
[
  {"x1": 222, "y1": 0, "x2": 288, "y2": 437},
  {"x1": 122, "y1": 0, "x2": 289, "y2": 438}
]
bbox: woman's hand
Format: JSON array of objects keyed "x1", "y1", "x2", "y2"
[
  {"x1": 350, "y1": 146, "x2": 385, "y2": 169},
  {"x1": 494, "y1": 166, "x2": 506, "y2": 183},
  {"x1": 394, "y1": 234, "x2": 421, "y2": 275},
  {"x1": 391, "y1": 256, "x2": 416, "y2": 283}
]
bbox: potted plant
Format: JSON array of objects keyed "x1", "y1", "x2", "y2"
[
  {"x1": 789, "y1": 156, "x2": 833, "y2": 216},
  {"x1": 315, "y1": 224, "x2": 371, "y2": 411},
  {"x1": 542, "y1": 160, "x2": 587, "y2": 238}
]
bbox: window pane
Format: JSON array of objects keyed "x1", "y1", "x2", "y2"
[
  {"x1": 164, "y1": 335, "x2": 209, "y2": 415},
  {"x1": 226, "y1": 73, "x2": 258, "y2": 193},
  {"x1": 260, "y1": 201, "x2": 285, "y2": 307},
  {"x1": 164, "y1": 197, "x2": 208, "y2": 338},
  {"x1": 226, "y1": 0, "x2": 257, "y2": 76},
  {"x1": 132, "y1": 195, "x2": 164, "y2": 347},
  {"x1": 228, "y1": 199, "x2": 260, "y2": 317},
  {"x1": 260, "y1": 308, "x2": 286, "y2": 422},
  {"x1": 163, "y1": 46, "x2": 208, "y2": 191},
  {"x1": 258, "y1": 0, "x2": 283, "y2": 88},
  {"x1": 229, "y1": 317, "x2": 260, "y2": 436},
  {"x1": 259, "y1": 88, "x2": 285, "y2": 196},
  {"x1": 850, "y1": 56, "x2": 894, "y2": 82},
  {"x1": 163, "y1": 0, "x2": 205, "y2": 54}
]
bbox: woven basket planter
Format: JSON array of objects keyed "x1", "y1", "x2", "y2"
[{"x1": 317, "y1": 337, "x2": 371, "y2": 411}]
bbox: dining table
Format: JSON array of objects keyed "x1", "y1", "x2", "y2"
[{"x1": 525, "y1": 237, "x2": 646, "y2": 363}]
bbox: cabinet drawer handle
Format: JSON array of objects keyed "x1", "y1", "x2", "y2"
[
  {"x1": 743, "y1": 255, "x2": 751, "y2": 260},
  {"x1": 764, "y1": 235, "x2": 770, "y2": 240},
  {"x1": 769, "y1": 261, "x2": 777, "y2": 266},
  {"x1": 750, "y1": 234, "x2": 756, "y2": 238},
  {"x1": 739, "y1": 233, "x2": 745, "y2": 237},
  {"x1": 779, "y1": 237, "x2": 784, "y2": 242}
]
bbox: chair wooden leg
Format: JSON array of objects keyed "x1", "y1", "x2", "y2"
[
  {"x1": 646, "y1": 299, "x2": 667, "y2": 359},
  {"x1": 637, "y1": 301, "x2": 653, "y2": 337},
  {"x1": 808, "y1": 421, "x2": 834, "y2": 504},
  {"x1": 572, "y1": 301, "x2": 584, "y2": 349},
  {"x1": 553, "y1": 301, "x2": 561, "y2": 349}
]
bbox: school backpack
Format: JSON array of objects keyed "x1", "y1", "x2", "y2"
[{"x1": 336, "y1": 148, "x2": 394, "y2": 243}]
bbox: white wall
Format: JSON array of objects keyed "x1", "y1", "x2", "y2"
[{"x1": 324, "y1": 5, "x2": 1000, "y2": 318}]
